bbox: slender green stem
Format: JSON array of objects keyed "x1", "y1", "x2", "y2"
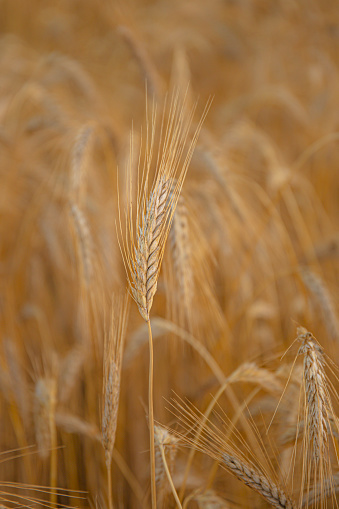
[{"x1": 147, "y1": 319, "x2": 157, "y2": 509}]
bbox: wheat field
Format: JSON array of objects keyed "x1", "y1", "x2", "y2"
[{"x1": 1, "y1": 0, "x2": 339, "y2": 508}]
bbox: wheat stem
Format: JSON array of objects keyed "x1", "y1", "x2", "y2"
[
  {"x1": 107, "y1": 463, "x2": 114, "y2": 509},
  {"x1": 147, "y1": 319, "x2": 156, "y2": 509}
]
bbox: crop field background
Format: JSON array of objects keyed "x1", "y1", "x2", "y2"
[{"x1": 1, "y1": 0, "x2": 339, "y2": 508}]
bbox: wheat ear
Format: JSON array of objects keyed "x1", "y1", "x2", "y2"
[
  {"x1": 297, "y1": 327, "x2": 329, "y2": 463},
  {"x1": 169, "y1": 191, "x2": 193, "y2": 329},
  {"x1": 101, "y1": 294, "x2": 129, "y2": 509},
  {"x1": 131, "y1": 174, "x2": 170, "y2": 321},
  {"x1": 119, "y1": 94, "x2": 210, "y2": 509},
  {"x1": 222, "y1": 453, "x2": 296, "y2": 509},
  {"x1": 69, "y1": 202, "x2": 93, "y2": 286}
]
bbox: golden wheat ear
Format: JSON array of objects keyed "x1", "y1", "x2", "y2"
[
  {"x1": 118, "y1": 92, "x2": 211, "y2": 322},
  {"x1": 296, "y1": 326, "x2": 339, "y2": 506}
]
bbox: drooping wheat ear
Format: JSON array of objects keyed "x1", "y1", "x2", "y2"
[
  {"x1": 101, "y1": 293, "x2": 129, "y2": 470},
  {"x1": 154, "y1": 424, "x2": 179, "y2": 506},
  {"x1": 297, "y1": 326, "x2": 329, "y2": 462},
  {"x1": 69, "y1": 201, "x2": 93, "y2": 286},
  {"x1": 222, "y1": 453, "x2": 296, "y2": 509},
  {"x1": 300, "y1": 267, "x2": 339, "y2": 342},
  {"x1": 34, "y1": 377, "x2": 57, "y2": 460}
]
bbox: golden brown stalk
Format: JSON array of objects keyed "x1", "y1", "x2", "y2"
[
  {"x1": 222, "y1": 453, "x2": 295, "y2": 509},
  {"x1": 147, "y1": 319, "x2": 157, "y2": 509},
  {"x1": 101, "y1": 294, "x2": 129, "y2": 509}
]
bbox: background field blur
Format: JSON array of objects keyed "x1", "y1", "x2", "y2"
[{"x1": 1, "y1": 0, "x2": 339, "y2": 507}]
